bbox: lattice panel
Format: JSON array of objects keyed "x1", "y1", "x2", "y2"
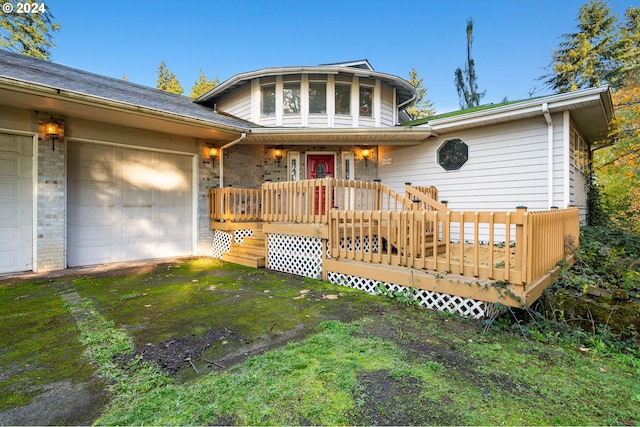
[
  {"x1": 234, "y1": 229, "x2": 254, "y2": 244},
  {"x1": 339, "y1": 235, "x2": 379, "y2": 253},
  {"x1": 268, "y1": 234, "x2": 322, "y2": 279},
  {"x1": 327, "y1": 271, "x2": 487, "y2": 319},
  {"x1": 212, "y1": 230, "x2": 232, "y2": 258}
]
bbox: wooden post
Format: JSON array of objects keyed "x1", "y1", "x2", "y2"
[{"x1": 515, "y1": 206, "x2": 527, "y2": 284}]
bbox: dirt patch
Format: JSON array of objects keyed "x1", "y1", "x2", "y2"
[
  {"x1": 118, "y1": 328, "x2": 236, "y2": 375},
  {"x1": 351, "y1": 369, "x2": 463, "y2": 426}
]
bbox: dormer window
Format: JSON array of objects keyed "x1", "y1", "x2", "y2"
[
  {"x1": 283, "y1": 82, "x2": 300, "y2": 115},
  {"x1": 335, "y1": 83, "x2": 351, "y2": 115},
  {"x1": 359, "y1": 86, "x2": 373, "y2": 117},
  {"x1": 261, "y1": 84, "x2": 276, "y2": 116},
  {"x1": 309, "y1": 82, "x2": 326, "y2": 114}
]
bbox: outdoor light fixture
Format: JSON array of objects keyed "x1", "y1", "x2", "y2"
[
  {"x1": 44, "y1": 117, "x2": 62, "y2": 151},
  {"x1": 361, "y1": 148, "x2": 371, "y2": 165},
  {"x1": 209, "y1": 147, "x2": 219, "y2": 166},
  {"x1": 274, "y1": 148, "x2": 283, "y2": 166}
]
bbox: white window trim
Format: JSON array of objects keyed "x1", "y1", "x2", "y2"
[{"x1": 341, "y1": 151, "x2": 355, "y2": 180}]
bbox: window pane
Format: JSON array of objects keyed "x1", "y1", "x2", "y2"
[
  {"x1": 309, "y1": 82, "x2": 326, "y2": 114},
  {"x1": 335, "y1": 83, "x2": 351, "y2": 115},
  {"x1": 261, "y1": 84, "x2": 275, "y2": 116},
  {"x1": 359, "y1": 86, "x2": 373, "y2": 117},
  {"x1": 283, "y1": 82, "x2": 300, "y2": 115}
]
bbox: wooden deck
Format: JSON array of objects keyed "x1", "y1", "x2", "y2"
[{"x1": 210, "y1": 179, "x2": 579, "y2": 309}]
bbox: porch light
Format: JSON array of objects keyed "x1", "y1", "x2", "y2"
[
  {"x1": 208, "y1": 147, "x2": 218, "y2": 166},
  {"x1": 361, "y1": 148, "x2": 371, "y2": 165},
  {"x1": 274, "y1": 148, "x2": 283, "y2": 166},
  {"x1": 44, "y1": 118, "x2": 62, "y2": 151}
]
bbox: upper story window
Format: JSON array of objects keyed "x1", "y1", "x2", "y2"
[
  {"x1": 261, "y1": 84, "x2": 276, "y2": 116},
  {"x1": 335, "y1": 83, "x2": 351, "y2": 115},
  {"x1": 283, "y1": 82, "x2": 300, "y2": 115},
  {"x1": 309, "y1": 82, "x2": 326, "y2": 114},
  {"x1": 438, "y1": 138, "x2": 468, "y2": 171},
  {"x1": 359, "y1": 86, "x2": 373, "y2": 117}
]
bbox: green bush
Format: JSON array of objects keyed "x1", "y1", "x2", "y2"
[{"x1": 564, "y1": 225, "x2": 640, "y2": 292}]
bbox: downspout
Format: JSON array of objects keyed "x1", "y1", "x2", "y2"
[
  {"x1": 542, "y1": 103, "x2": 554, "y2": 208},
  {"x1": 219, "y1": 132, "x2": 246, "y2": 189}
]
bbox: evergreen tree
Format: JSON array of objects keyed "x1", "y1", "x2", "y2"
[
  {"x1": 454, "y1": 18, "x2": 485, "y2": 109},
  {"x1": 406, "y1": 68, "x2": 435, "y2": 119},
  {"x1": 189, "y1": 69, "x2": 219, "y2": 99},
  {"x1": 0, "y1": 1, "x2": 60, "y2": 59},
  {"x1": 156, "y1": 61, "x2": 184, "y2": 95},
  {"x1": 542, "y1": 0, "x2": 626, "y2": 91}
]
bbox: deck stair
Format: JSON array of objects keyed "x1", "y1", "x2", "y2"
[
  {"x1": 222, "y1": 228, "x2": 266, "y2": 268},
  {"x1": 387, "y1": 231, "x2": 447, "y2": 257}
]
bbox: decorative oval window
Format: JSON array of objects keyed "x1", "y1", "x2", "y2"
[{"x1": 437, "y1": 138, "x2": 468, "y2": 171}]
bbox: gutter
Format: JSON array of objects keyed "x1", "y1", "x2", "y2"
[
  {"x1": 542, "y1": 102, "x2": 554, "y2": 208},
  {"x1": 219, "y1": 132, "x2": 247, "y2": 188}
]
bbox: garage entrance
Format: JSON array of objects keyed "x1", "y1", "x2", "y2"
[
  {"x1": 67, "y1": 141, "x2": 194, "y2": 267},
  {"x1": 0, "y1": 132, "x2": 33, "y2": 274}
]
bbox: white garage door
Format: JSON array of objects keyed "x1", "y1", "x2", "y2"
[
  {"x1": 67, "y1": 141, "x2": 194, "y2": 267},
  {"x1": 0, "y1": 132, "x2": 33, "y2": 274}
]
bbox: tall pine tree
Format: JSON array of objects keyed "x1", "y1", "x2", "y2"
[
  {"x1": 156, "y1": 61, "x2": 184, "y2": 95},
  {"x1": 0, "y1": 1, "x2": 60, "y2": 59},
  {"x1": 542, "y1": 0, "x2": 625, "y2": 91},
  {"x1": 189, "y1": 69, "x2": 219, "y2": 99},
  {"x1": 454, "y1": 18, "x2": 484, "y2": 109},
  {"x1": 406, "y1": 68, "x2": 435, "y2": 119}
]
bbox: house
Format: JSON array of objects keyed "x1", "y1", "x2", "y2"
[{"x1": 0, "y1": 50, "x2": 613, "y2": 317}]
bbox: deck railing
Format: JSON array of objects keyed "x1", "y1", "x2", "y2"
[
  {"x1": 261, "y1": 178, "x2": 416, "y2": 224},
  {"x1": 209, "y1": 187, "x2": 261, "y2": 222},
  {"x1": 328, "y1": 206, "x2": 579, "y2": 286}
]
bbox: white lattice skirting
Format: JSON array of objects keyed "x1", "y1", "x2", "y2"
[
  {"x1": 212, "y1": 229, "x2": 254, "y2": 258},
  {"x1": 268, "y1": 234, "x2": 323, "y2": 279},
  {"x1": 327, "y1": 271, "x2": 498, "y2": 319}
]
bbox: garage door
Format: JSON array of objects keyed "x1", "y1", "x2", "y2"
[
  {"x1": 67, "y1": 141, "x2": 193, "y2": 267},
  {"x1": 0, "y1": 132, "x2": 33, "y2": 274}
]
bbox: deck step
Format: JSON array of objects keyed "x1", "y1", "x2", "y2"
[{"x1": 222, "y1": 252, "x2": 266, "y2": 268}]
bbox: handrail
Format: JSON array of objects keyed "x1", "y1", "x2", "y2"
[
  {"x1": 404, "y1": 184, "x2": 449, "y2": 212},
  {"x1": 261, "y1": 178, "x2": 416, "y2": 224},
  {"x1": 328, "y1": 206, "x2": 579, "y2": 286},
  {"x1": 209, "y1": 187, "x2": 261, "y2": 222}
]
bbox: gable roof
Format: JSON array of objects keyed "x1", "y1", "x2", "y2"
[
  {"x1": 195, "y1": 61, "x2": 416, "y2": 109},
  {"x1": 0, "y1": 50, "x2": 250, "y2": 139},
  {"x1": 405, "y1": 86, "x2": 614, "y2": 144}
]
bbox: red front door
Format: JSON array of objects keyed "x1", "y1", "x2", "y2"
[{"x1": 307, "y1": 154, "x2": 335, "y2": 214}]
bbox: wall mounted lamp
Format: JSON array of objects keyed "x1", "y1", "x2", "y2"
[
  {"x1": 209, "y1": 147, "x2": 219, "y2": 166},
  {"x1": 274, "y1": 148, "x2": 283, "y2": 166},
  {"x1": 361, "y1": 148, "x2": 371, "y2": 165},
  {"x1": 44, "y1": 118, "x2": 62, "y2": 151}
]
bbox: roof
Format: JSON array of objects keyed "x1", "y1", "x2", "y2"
[
  {"x1": 196, "y1": 61, "x2": 416, "y2": 109},
  {"x1": 0, "y1": 50, "x2": 250, "y2": 136},
  {"x1": 404, "y1": 86, "x2": 614, "y2": 143}
]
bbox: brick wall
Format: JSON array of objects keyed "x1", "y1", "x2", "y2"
[{"x1": 36, "y1": 137, "x2": 66, "y2": 271}]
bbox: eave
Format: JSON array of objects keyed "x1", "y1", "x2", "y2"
[
  {"x1": 0, "y1": 76, "x2": 249, "y2": 141},
  {"x1": 244, "y1": 126, "x2": 436, "y2": 145},
  {"x1": 415, "y1": 86, "x2": 613, "y2": 144}
]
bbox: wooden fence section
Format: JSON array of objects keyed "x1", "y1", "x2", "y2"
[
  {"x1": 209, "y1": 187, "x2": 261, "y2": 222},
  {"x1": 261, "y1": 178, "x2": 416, "y2": 224},
  {"x1": 328, "y1": 207, "x2": 580, "y2": 287}
]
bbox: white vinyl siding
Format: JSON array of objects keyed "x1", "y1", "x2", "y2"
[
  {"x1": 380, "y1": 85, "x2": 394, "y2": 126},
  {"x1": 215, "y1": 84, "x2": 252, "y2": 120},
  {"x1": 379, "y1": 117, "x2": 550, "y2": 213}
]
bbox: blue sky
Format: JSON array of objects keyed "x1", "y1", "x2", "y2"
[{"x1": 47, "y1": 0, "x2": 636, "y2": 113}]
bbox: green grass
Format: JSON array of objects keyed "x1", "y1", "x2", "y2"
[
  {"x1": 1, "y1": 258, "x2": 639, "y2": 425},
  {"x1": 0, "y1": 280, "x2": 95, "y2": 411}
]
